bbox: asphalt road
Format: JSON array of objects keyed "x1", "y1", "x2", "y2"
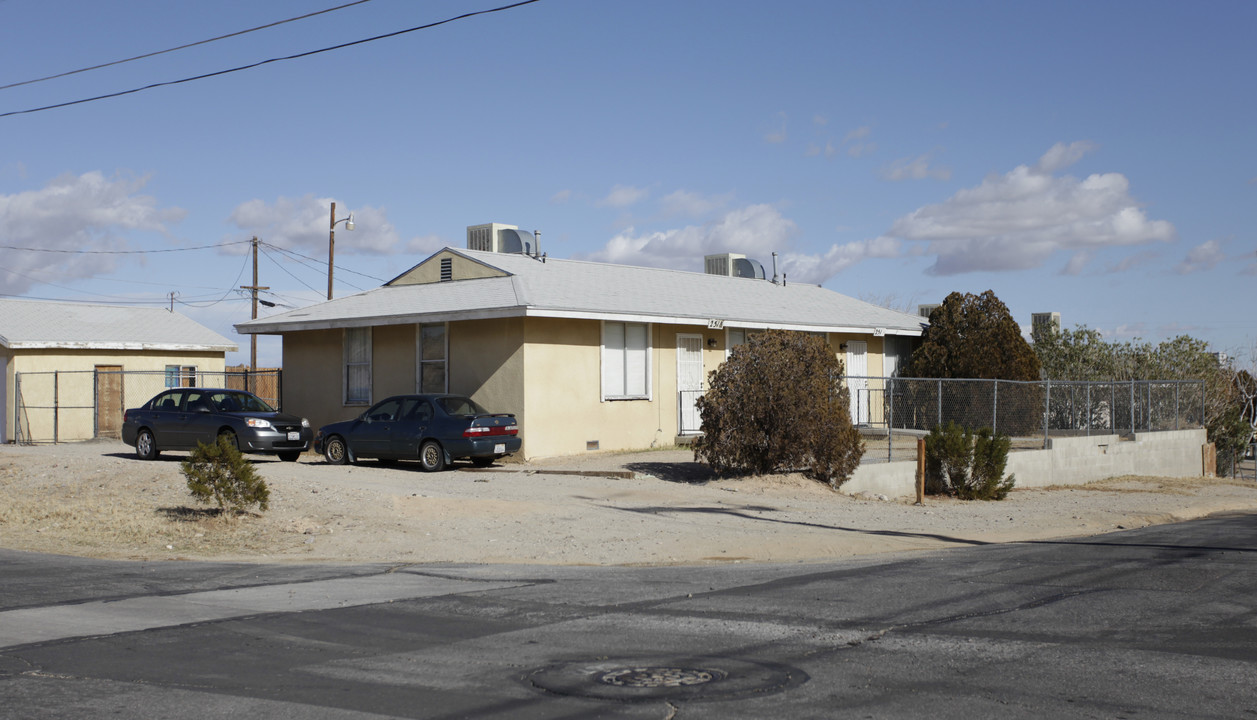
[{"x1": 2, "y1": 514, "x2": 1256, "y2": 719}]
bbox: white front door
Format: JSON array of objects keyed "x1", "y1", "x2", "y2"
[
  {"x1": 677, "y1": 334, "x2": 704, "y2": 434},
  {"x1": 846, "y1": 340, "x2": 869, "y2": 425}
]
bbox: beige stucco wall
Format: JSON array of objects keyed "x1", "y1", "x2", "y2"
[
  {"x1": 371, "y1": 324, "x2": 416, "y2": 400},
  {"x1": 7, "y1": 349, "x2": 226, "y2": 443},
  {"x1": 280, "y1": 329, "x2": 352, "y2": 430},
  {"x1": 449, "y1": 317, "x2": 524, "y2": 430},
  {"x1": 517, "y1": 318, "x2": 734, "y2": 459}
]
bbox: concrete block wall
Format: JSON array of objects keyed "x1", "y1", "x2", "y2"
[{"x1": 842, "y1": 428, "x2": 1208, "y2": 500}]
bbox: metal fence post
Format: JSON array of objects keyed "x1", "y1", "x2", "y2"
[
  {"x1": 992, "y1": 379, "x2": 999, "y2": 434},
  {"x1": 1043, "y1": 379, "x2": 1050, "y2": 448},
  {"x1": 14, "y1": 373, "x2": 21, "y2": 444},
  {"x1": 937, "y1": 379, "x2": 942, "y2": 428},
  {"x1": 887, "y1": 377, "x2": 894, "y2": 463},
  {"x1": 53, "y1": 371, "x2": 60, "y2": 444},
  {"x1": 1129, "y1": 380, "x2": 1136, "y2": 436}
]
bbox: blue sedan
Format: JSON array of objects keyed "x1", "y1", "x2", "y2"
[{"x1": 314, "y1": 394, "x2": 521, "y2": 471}]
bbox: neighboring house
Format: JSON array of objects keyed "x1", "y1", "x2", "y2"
[
  {"x1": 236, "y1": 224, "x2": 926, "y2": 460},
  {"x1": 0, "y1": 299, "x2": 237, "y2": 443}
]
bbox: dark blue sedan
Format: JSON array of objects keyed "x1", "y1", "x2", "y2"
[{"x1": 314, "y1": 394, "x2": 521, "y2": 471}]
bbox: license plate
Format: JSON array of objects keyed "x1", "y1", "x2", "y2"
[
  {"x1": 493, "y1": 443, "x2": 506, "y2": 454},
  {"x1": 288, "y1": 431, "x2": 300, "y2": 441}
]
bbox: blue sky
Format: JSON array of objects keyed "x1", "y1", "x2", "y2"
[{"x1": 1, "y1": 0, "x2": 1254, "y2": 369}]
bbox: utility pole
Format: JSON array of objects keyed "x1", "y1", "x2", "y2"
[
  {"x1": 328, "y1": 202, "x2": 336, "y2": 300},
  {"x1": 240, "y1": 236, "x2": 269, "y2": 389},
  {"x1": 328, "y1": 201, "x2": 354, "y2": 300}
]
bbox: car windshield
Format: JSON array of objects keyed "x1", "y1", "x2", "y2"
[
  {"x1": 208, "y1": 391, "x2": 275, "y2": 413},
  {"x1": 436, "y1": 396, "x2": 490, "y2": 417}
]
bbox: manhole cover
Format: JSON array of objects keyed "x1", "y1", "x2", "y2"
[
  {"x1": 526, "y1": 656, "x2": 807, "y2": 702},
  {"x1": 599, "y1": 666, "x2": 725, "y2": 688}
]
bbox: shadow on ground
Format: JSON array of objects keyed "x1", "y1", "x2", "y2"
[{"x1": 624, "y1": 461, "x2": 720, "y2": 484}]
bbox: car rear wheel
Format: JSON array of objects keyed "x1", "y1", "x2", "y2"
[
  {"x1": 277, "y1": 451, "x2": 301, "y2": 462},
  {"x1": 419, "y1": 440, "x2": 445, "y2": 472},
  {"x1": 136, "y1": 429, "x2": 159, "y2": 460},
  {"x1": 323, "y1": 435, "x2": 348, "y2": 465}
]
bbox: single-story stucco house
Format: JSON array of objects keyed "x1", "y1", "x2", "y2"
[
  {"x1": 235, "y1": 224, "x2": 926, "y2": 460},
  {"x1": 1, "y1": 299, "x2": 237, "y2": 443}
]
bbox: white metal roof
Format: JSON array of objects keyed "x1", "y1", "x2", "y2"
[
  {"x1": 0, "y1": 299, "x2": 237, "y2": 352},
  {"x1": 236, "y1": 248, "x2": 927, "y2": 337}
]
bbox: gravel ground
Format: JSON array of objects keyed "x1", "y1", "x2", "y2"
[{"x1": 3, "y1": 439, "x2": 1257, "y2": 566}]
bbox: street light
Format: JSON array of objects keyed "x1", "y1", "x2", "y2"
[{"x1": 328, "y1": 201, "x2": 355, "y2": 300}]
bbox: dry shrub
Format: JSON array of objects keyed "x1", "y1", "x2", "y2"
[{"x1": 692, "y1": 330, "x2": 864, "y2": 488}]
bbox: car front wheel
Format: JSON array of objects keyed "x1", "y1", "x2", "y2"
[
  {"x1": 323, "y1": 435, "x2": 349, "y2": 465},
  {"x1": 419, "y1": 440, "x2": 445, "y2": 472},
  {"x1": 136, "y1": 429, "x2": 158, "y2": 460}
]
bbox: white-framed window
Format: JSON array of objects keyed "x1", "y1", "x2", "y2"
[
  {"x1": 164, "y1": 365, "x2": 197, "y2": 388},
  {"x1": 417, "y1": 323, "x2": 447, "y2": 393},
  {"x1": 725, "y1": 328, "x2": 762, "y2": 358},
  {"x1": 344, "y1": 327, "x2": 372, "y2": 405},
  {"x1": 602, "y1": 321, "x2": 651, "y2": 400}
]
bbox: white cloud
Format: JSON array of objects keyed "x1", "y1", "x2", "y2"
[
  {"x1": 764, "y1": 112, "x2": 787, "y2": 144},
  {"x1": 581, "y1": 204, "x2": 797, "y2": 270},
  {"x1": 881, "y1": 153, "x2": 952, "y2": 181},
  {"x1": 880, "y1": 142, "x2": 1176, "y2": 275},
  {"x1": 1174, "y1": 239, "x2": 1225, "y2": 274},
  {"x1": 845, "y1": 126, "x2": 871, "y2": 143},
  {"x1": 1061, "y1": 250, "x2": 1092, "y2": 275},
  {"x1": 226, "y1": 194, "x2": 401, "y2": 255},
  {"x1": 778, "y1": 236, "x2": 902, "y2": 285},
  {"x1": 0, "y1": 171, "x2": 185, "y2": 295},
  {"x1": 405, "y1": 234, "x2": 446, "y2": 256},
  {"x1": 550, "y1": 189, "x2": 572, "y2": 204},
  {"x1": 596, "y1": 184, "x2": 649, "y2": 208}
]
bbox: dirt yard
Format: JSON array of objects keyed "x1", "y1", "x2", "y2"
[{"x1": 3, "y1": 439, "x2": 1257, "y2": 566}]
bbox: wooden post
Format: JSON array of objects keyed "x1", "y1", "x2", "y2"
[{"x1": 916, "y1": 437, "x2": 926, "y2": 505}]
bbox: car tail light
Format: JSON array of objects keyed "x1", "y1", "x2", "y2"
[{"x1": 463, "y1": 423, "x2": 519, "y2": 438}]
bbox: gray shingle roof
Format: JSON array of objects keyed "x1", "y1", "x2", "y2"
[
  {"x1": 237, "y1": 248, "x2": 926, "y2": 337},
  {"x1": 0, "y1": 299, "x2": 237, "y2": 351}
]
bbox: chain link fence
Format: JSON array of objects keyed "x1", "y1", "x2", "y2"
[
  {"x1": 848, "y1": 376, "x2": 1206, "y2": 463},
  {"x1": 12, "y1": 368, "x2": 282, "y2": 445}
]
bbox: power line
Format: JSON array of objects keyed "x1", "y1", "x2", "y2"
[
  {"x1": 0, "y1": 0, "x2": 543, "y2": 119},
  {"x1": 0, "y1": 0, "x2": 376, "y2": 92},
  {"x1": 261, "y1": 240, "x2": 386, "y2": 283},
  {"x1": 0, "y1": 240, "x2": 253, "y2": 254},
  {"x1": 259, "y1": 244, "x2": 331, "y2": 296}
]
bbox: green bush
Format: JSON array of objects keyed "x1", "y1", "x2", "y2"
[
  {"x1": 925, "y1": 422, "x2": 1015, "y2": 500},
  {"x1": 181, "y1": 435, "x2": 270, "y2": 513},
  {"x1": 692, "y1": 330, "x2": 864, "y2": 488}
]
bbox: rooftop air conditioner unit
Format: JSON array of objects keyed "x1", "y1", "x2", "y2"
[
  {"x1": 704, "y1": 253, "x2": 766, "y2": 279},
  {"x1": 466, "y1": 223, "x2": 536, "y2": 255}
]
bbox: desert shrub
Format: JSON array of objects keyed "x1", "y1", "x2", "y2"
[
  {"x1": 692, "y1": 330, "x2": 864, "y2": 488},
  {"x1": 967, "y1": 427, "x2": 1016, "y2": 500},
  {"x1": 924, "y1": 421, "x2": 971, "y2": 494},
  {"x1": 925, "y1": 422, "x2": 1015, "y2": 500},
  {"x1": 182, "y1": 436, "x2": 270, "y2": 513}
]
